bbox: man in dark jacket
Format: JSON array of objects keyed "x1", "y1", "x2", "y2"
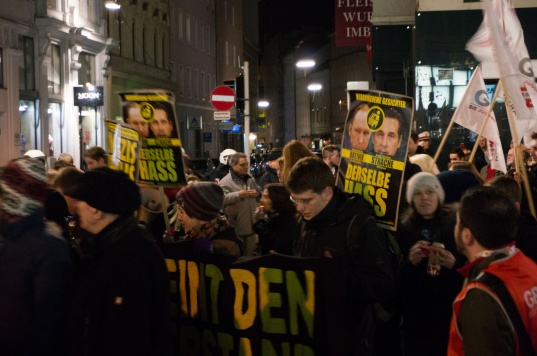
[
  {"x1": 70, "y1": 167, "x2": 171, "y2": 355},
  {"x1": 259, "y1": 151, "x2": 281, "y2": 189},
  {"x1": 0, "y1": 157, "x2": 74, "y2": 355},
  {"x1": 287, "y1": 156, "x2": 397, "y2": 355}
]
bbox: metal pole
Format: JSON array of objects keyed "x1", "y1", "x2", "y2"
[
  {"x1": 79, "y1": 106, "x2": 84, "y2": 169},
  {"x1": 243, "y1": 61, "x2": 250, "y2": 157}
]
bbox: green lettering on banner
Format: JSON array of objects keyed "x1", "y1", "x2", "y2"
[
  {"x1": 259, "y1": 267, "x2": 286, "y2": 334},
  {"x1": 206, "y1": 264, "x2": 224, "y2": 325},
  {"x1": 287, "y1": 270, "x2": 315, "y2": 337}
]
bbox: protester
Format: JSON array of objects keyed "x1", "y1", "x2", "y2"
[
  {"x1": 485, "y1": 175, "x2": 537, "y2": 263},
  {"x1": 57, "y1": 152, "x2": 75, "y2": 165},
  {"x1": 259, "y1": 151, "x2": 282, "y2": 188},
  {"x1": 448, "y1": 161, "x2": 485, "y2": 185},
  {"x1": 437, "y1": 169, "x2": 481, "y2": 204},
  {"x1": 219, "y1": 152, "x2": 261, "y2": 256},
  {"x1": 0, "y1": 157, "x2": 74, "y2": 355},
  {"x1": 448, "y1": 186, "x2": 537, "y2": 355},
  {"x1": 69, "y1": 167, "x2": 171, "y2": 355},
  {"x1": 321, "y1": 144, "x2": 340, "y2": 177},
  {"x1": 449, "y1": 147, "x2": 465, "y2": 163},
  {"x1": 210, "y1": 148, "x2": 237, "y2": 183},
  {"x1": 280, "y1": 139, "x2": 316, "y2": 184},
  {"x1": 176, "y1": 182, "x2": 243, "y2": 256},
  {"x1": 418, "y1": 131, "x2": 433, "y2": 156},
  {"x1": 287, "y1": 156, "x2": 398, "y2": 355},
  {"x1": 397, "y1": 172, "x2": 465, "y2": 356},
  {"x1": 253, "y1": 183, "x2": 299, "y2": 255},
  {"x1": 409, "y1": 153, "x2": 440, "y2": 174},
  {"x1": 83, "y1": 146, "x2": 107, "y2": 170}
]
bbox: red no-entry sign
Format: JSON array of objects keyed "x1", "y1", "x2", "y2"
[{"x1": 210, "y1": 86, "x2": 236, "y2": 111}]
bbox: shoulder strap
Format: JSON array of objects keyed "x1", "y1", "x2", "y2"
[{"x1": 478, "y1": 272, "x2": 536, "y2": 355}]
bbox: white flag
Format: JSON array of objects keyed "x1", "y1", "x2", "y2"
[
  {"x1": 451, "y1": 67, "x2": 507, "y2": 173},
  {"x1": 487, "y1": 138, "x2": 507, "y2": 173},
  {"x1": 452, "y1": 67, "x2": 500, "y2": 142},
  {"x1": 467, "y1": 0, "x2": 536, "y2": 144}
]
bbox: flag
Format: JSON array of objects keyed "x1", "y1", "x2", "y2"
[
  {"x1": 487, "y1": 138, "x2": 507, "y2": 173},
  {"x1": 466, "y1": 0, "x2": 536, "y2": 143},
  {"x1": 451, "y1": 67, "x2": 507, "y2": 173}
]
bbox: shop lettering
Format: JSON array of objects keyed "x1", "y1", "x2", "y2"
[{"x1": 77, "y1": 92, "x2": 101, "y2": 100}]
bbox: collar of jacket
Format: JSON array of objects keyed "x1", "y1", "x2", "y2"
[
  {"x1": 304, "y1": 187, "x2": 347, "y2": 230},
  {"x1": 230, "y1": 168, "x2": 252, "y2": 181},
  {"x1": 94, "y1": 215, "x2": 139, "y2": 253},
  {"x1": 0, "y1": 211, "x2": 45, "y2": 241}
]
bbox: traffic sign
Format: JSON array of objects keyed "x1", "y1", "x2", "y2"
[
  {"x1": 214, "y1": 111, "x2": 231, "y2": 121},
  {"x1": 210, "y1": 86, "x2": 236, "y2": 111}
]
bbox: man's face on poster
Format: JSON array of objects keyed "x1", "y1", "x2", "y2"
[
  {"x1": 348, "y1": 107, "x2": 371, "y2": 151},
  {"x1": 373, "y1": 117, "x2": 402, "y2": 156},
  {"x1": 127, "y1": 105, "x2": 149, "y2": 137},
  {"x1": 150, "y1": 109, "x2": 174, "y2": 137}
]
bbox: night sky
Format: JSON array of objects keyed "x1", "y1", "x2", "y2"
[{"x1": 258, "y1": 0, "x2": 335, "y2": 47}]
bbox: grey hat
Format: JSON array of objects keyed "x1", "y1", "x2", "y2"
[{"x1": 406, "y1": 172, "x2": 445, "y2": 205}]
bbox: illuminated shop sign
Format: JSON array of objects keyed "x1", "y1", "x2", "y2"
[{"x1": 73, "y1": 86, "x2": 104, "y2": 106}]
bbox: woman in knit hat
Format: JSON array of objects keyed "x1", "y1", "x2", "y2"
[
  {"x1": 176, "y1": 182, "x2": 243, "y2": 257},
  {"x1": 396, "y1": 172, "x2": 466, "y2": 356},
  {"x1": 0, "y1": 157, "x2": 73, "y2": 355}
]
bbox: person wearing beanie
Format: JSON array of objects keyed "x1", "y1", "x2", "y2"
[
  {"x1": 68, "y1": 167, "x2": 172, "y2": 355},
  {"x1": 396, "y1": 172, "x2": 466, "y2": 356},
  {"x1": 0, "y1": 157, "x2": 74, "y2": 355},
  {"x1": 176, "y1": 182, "x2": 243, "y2": 257},
  {"x1": 437, "y1": 169, "x2": 482, "y2": 204}
]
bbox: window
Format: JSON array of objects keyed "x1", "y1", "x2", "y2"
[
  {"x1": 194, "y1": 69, "x2": 199, "y2": 98},
  {"x1": 186, "y1": 14, "x2": 191, "y2": 44},
  {"x1": 0, "y1": 48, "x2": 4, "y2": 88},
  {"x1": 225, "y1": 41, "x2": 229, "y2": 65},
  {"x1": 19, "y1": 36, "x2": 35, "y2": 90},
  {"x1": 187, "y1": 67, "x2": 192, "y2": 97},
  {"x1": 179, "y1": 65, "x2": 184, "y2": 96},
  {"x1": 178, "y1": 9, "x2": 183, "y2": 40},
  {"x1": 47, "y1": 44, "x2": 61, "y2": 95},
  {"x1": 77, "y1": 52, "x2": 96, "y2": 85}
]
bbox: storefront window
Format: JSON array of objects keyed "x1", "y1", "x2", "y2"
[
  {"x1": 19, "y1": 100, "x2": 38, "y2": 156},
  {"x1": 48, "y1": 102, "x2": 64, "y2": 157},
  {"x1": 80, "y1": 106, "x2": 101, "y2": 150}
]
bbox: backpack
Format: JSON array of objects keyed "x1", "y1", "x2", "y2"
[{"x1": 346, "y1": 214, "x2": 403, "y2": 321}]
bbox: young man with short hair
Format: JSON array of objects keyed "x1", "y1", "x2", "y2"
[
  {"x1": 287, "y1": 156, "x2": 398, "y2": 355},
  {"x1": 449, "y1": 186, "x2": 537, "y2": 355}
]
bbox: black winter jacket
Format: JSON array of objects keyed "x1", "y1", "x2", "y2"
[{"x1": 69, "y1": 215, "x2": 171, "y2": 356}]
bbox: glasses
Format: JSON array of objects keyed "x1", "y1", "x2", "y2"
[{"x1": 290, "y1": 195, "x2": 317, "y2": 205}]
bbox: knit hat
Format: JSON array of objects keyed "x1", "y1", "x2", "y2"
[
  {"x1": 406, "y1": 172, "x2": 445, "y2": 205},
  {"x1": 437, "y1": 169, "x2": 481, "y2": 204},
  {"x1": 71, "y1": 166, "x2": 141, "y2": 215},
  {"x1": 0, "y1": 157, "x2": 48, "y2": 224},
  {"x1": 176, "y1": 182, "x2": 223, "y2": 221}
]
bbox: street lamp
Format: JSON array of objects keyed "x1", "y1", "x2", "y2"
[
  {"x1": 105, "y1": 0, "x2": 121, "y2": 10},
  {"x1": 307, "y1": 83, "x2": 322, "y2": 91},
  {"x1": 296, "y1": 59, "x2": 315, "y2": 69},
  {"x1": 258, "y1": 100, "x2": 269, "y2": 108}
]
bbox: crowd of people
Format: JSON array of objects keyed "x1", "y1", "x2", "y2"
[{"x1": 0, "y1": 133, "x2": 536, "y2": 355}]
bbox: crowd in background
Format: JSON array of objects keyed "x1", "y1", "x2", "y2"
[{"x1": 1, "y1": 132, "x2": 537, "y2": 355}]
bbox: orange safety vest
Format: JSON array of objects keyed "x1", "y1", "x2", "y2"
[{"x1": 448, "y1": 251, "x2": 537, "y2": 356}]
